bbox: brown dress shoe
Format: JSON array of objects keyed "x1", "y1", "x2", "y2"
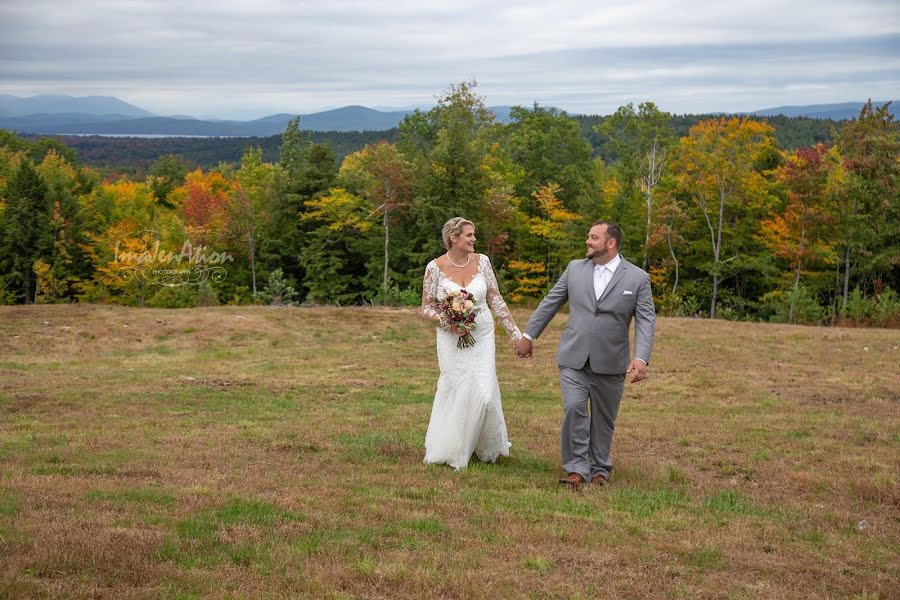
[
  {"x1": 558, "y1": 473, "x2": 585, "y2": 487},
  {"x1": 591, "y1": 473, "x2": 608, "y2": 486}
]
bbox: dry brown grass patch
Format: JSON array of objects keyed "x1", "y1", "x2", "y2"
[{"x1": 0, "y1": 305, "x2": 897, "y2": 598}]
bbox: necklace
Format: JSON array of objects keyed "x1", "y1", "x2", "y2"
[{"x1": 445, "y1": 253, "x2": 470, "y2": 268}]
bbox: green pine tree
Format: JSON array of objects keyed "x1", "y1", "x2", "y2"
[{"x1": 0, "y1": 160, "x2": 52, "y2": 302}]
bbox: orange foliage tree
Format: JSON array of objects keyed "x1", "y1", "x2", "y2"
[
  {"x1": 172, "y1": 169, "x2": 230, "y2": 245},
  {"x1": 764, "y1": 145, "x2": 838, "y2": 286}
]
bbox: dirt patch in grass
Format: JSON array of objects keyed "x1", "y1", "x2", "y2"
[{"x1": 177, "y1": 377, "x2": 253, "y2": 389}]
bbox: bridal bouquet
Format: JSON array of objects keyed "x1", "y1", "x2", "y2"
[{"x1": 438, "y1": 289, "x2": 481, "y2": 349}]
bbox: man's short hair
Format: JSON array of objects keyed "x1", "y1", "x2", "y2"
[{"x1": 591, "y1": 220, "x2": 623, "y2": 248}]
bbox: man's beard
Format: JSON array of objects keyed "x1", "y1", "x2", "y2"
[{"x1": 586, "y1": 246, "x2": 605, "y2": 259}]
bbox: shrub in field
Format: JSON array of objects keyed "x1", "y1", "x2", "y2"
[
  {"x1": 147, "y1": 285, "x2": 197, "y2": 308},
  {"x1": 254, "y1": 268, "x2": 298, "y2": 306},
  {"x1": 764, "y1": 286, "x2": 827, "y2": 325},
  {"x1": 842, "y1": 287, "x2": 900, "y2": 327}
]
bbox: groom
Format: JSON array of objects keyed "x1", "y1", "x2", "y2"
[{"x1": 515, "y1": 221, "x2": 655, "y2": 488}]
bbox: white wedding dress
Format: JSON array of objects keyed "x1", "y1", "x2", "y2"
[{"x1": 421, "y1": 254, "x2": 522, "y2": 469}]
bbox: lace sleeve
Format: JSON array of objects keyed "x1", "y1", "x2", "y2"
[
  {"x1": 421, "y1": 261, "x2": 442, "y2": 323},
  {"x1": 481, "y1": 255, "x2": 522, "y2": 341}
]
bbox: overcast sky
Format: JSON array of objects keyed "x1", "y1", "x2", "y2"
[{"x1": 1, "y1": 0, "x2": 898, "y2": 119}]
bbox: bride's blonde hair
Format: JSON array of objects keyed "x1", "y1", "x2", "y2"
[{"x1": 441, "y1": 217, "x2": 475, "y2": 250}]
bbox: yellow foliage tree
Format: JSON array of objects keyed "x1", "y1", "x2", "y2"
[
  {"x1": 506, "y1": 259, "x2": 547, "y2": 303},
  {"x1": 672, "y1": 117, "x2": 776, "y2": 317},
  {"x1": 302, "y1": 187, "x2": 372, "y2": 234},
  {"x1": 78, "y1": 180, "x2": 185, "y2": 304}
]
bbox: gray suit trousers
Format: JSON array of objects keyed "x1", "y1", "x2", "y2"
[{"x1": 559, "y1": 363, "x2": 625, "y2": 481}]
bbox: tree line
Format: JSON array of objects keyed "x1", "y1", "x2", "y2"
[
  {"x1": 1, "y1": 83, "x2": 897, "y2": 326},
  {"x1": 40, "y1": 130, "x2": 400, "y2": 173}
]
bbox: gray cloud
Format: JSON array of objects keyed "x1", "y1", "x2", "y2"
[{"x1": 1, "y1": 0, "x2": 898, "y2": 118}]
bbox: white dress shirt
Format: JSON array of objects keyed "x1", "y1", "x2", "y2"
[{"x1": 594, "y1": 254, "x2": 621, "y2": 300}]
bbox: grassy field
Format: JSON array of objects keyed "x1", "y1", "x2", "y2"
[{"x1": 0, "y1": 304, "x2": 897, "y2": 599}]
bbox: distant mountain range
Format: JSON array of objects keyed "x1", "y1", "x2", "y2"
[
  {"x1": 0, "y1": 94, "x2": 154, "y2": 118},
  {"x1": 747, "y1": 102, "x2": 895, "y2": 120},
  {"x1": 0, "y1": 95, "x2": 421, "y2": 135},
  {"x1": 0, "y1": 94, "x2": 894, "y2": 137},
  {"x1": 0, "y1": 110, "x2": 415, "y2": 137}
]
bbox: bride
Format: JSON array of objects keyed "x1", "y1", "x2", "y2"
[{"x1": 421, "y1": 217, "x2": 523, "y2": 469}]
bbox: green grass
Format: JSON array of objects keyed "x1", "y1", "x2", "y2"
[
  {"x1": 523, "y1": 556, "x2": 555, "y2": 575},
  {"x1": 86, "y1": 487, "x2": 176, "y2": 507},
  {"x1": 0, "y1": 489, "x2": 22, "y2": 517},
  {"x1": 157, "y1": 498, "x2": 304, "y2": 568},
  {"x1": 610, "y1": 487, "x2": 688, "y2": 518},
  {"x1": 690, "y1": 545, "x2": 725, "y2": 571},
  {"x1": 703, "y1": 490, "x2": 762, "y2": 516},
  {"x1": 0, "y1": 304, "x2": 897, "y2": 599},
  {"x1": 399, "y1": 517, "x2": 445, "y2": 535},
  {"x1": 32, "y1": 464, "x2": 118, "y2": 476}
]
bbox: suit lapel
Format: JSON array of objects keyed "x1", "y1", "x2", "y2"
[
  {"x1": 584, "y1": 260, "x2": 596, "y2": 306},
  {"x1": 599, "y1": 260, "x2": 628, "y2": 303}
]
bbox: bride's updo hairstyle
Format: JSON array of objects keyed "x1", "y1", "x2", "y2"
[{"x1": 441, "y1": 217, "x2": 475, "y2": 250}]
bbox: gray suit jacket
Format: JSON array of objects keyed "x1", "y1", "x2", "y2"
[{"x1": 524, "y1": 257, "x2": 655, "y2": 374}]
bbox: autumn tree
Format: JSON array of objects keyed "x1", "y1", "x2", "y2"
[
  {"x1": 228, "y1": 147, "x2": 282, "y2": 295},
  {"x1": 672, "y1": 117, "x2": 777, "y2": 317},
  {"x1": 600, "y1": 102, "x2": 675, "y2": 269},
  {"x1": 90, "y1": 224, "x2": 168, "y2": 306},
  {"x1": 298, "y1": 187, "x2": 375, "y2": 304},
  {"x1": 171, "y1": 168, "x2": 230, "y2": 247},
  {"x1": 534, "y1": 183, "x2": 579, "y2": 271},
  {"x1": 761, "y1": 144, "x2": 839, "y2": 321},
  {"x1": 0, "y1": 131, "x2": 77, "y2": 165},
  {"x1": 643, "y1": 185, "x2": 688, "y2": 313},
  {"x1": 478, "y1": 143, "x2": 527, "y2": 267},
  {"x1": 338, "y1": 141, "x2": 413, "y2": 301},
  {"x1": 78, "y1": 180, "x2": 183, "y2": 305}
]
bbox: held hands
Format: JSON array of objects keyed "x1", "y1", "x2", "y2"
[
  {"x1": 513, "y1": 340, "x2": 647, "y2": 378},
  {"x1": 514, "y1": 337, "x2": 532, "y2": 358},
  {"x1": 626, "y1": 359, "x2": 647, "y2": 383}
]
